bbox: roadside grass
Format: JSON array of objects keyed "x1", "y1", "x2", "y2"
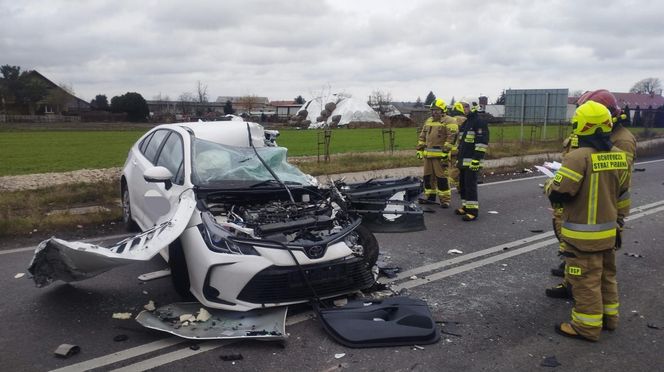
[
  {"x1": 2, "y1": 123, "x2": 663, "y2": 176},
  {"x1": 0, "y1": 180, "x2": 122, "y2": 238}
]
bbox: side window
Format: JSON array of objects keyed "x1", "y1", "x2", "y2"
[
  {"x1": 155, "y1": 132, "x2": 185, "y2": 185},
  {"x1": 139, "y1": 132, "x2": 155, "y2": 154},
  {"x1": 142, "y1": 130, "x2": 169, "y2": 164}
]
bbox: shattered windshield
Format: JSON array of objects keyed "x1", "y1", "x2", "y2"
[{"x1": 191, "y1": 138, "x2": 313, "y2": 188}]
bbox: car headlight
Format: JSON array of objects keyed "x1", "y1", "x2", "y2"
[{"x1": 200, "y1": 212, "x2": 260, "y2": 255}]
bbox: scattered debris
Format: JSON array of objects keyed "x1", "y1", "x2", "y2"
[
  {"x1": 179, "y1": 314, "x2": 196, "y2": 323},
  {"x1": 421, "y1": 207, "x2": 436, "y2": 213},
  {"x1": 530, "y1": 229, "x2": 544, "y2": 233},
  {"x1": 538, "y1": 184, "x2": 545, "y2": 188},
  {"x1": 144, "y1": 300, "x2": 156, "y2": 312},
  {"x1": 334, "y1": 298, "x2": 348, "y2": 307},
  {"x1": 487, "y1": 211, "x2": 499, "y2": 214},
  {"x1": 335, "y1": 353, "x2": 346, "y2": 359},
  {"x1": 14, "y1": 273, "x2": 25, "y2": 279},
  {"x1": 190, "y1": 344, "x2": 200, "y2": 350},
  {"x1": 410, "y1": 275, "x2": 418, "y2": 280},
  {"x1": 378, "y1": 266, "x2": 401, "y2": 279},
  {"x1": 624, "y1": 252, "x2": 644, "y2": 258},
  {"x1": 112, "y1": 312, "x2": 133, "y2": 320},
  {"x1": 447, "y1": 249, "x2": 463, "y2": 255},
  {"x1": 412, "y1": 345, "x2": 424, "y2": 350},
  {"x1": 540, "y1": 355, "x2": 561, "y2": 368},
  {"x1": 220, "y1": 353, "x2": 243, "y2": 361},
  {"x1": 196, "y1": 308, "x2": 211, "y2": 322},
  {"x1": 113, "y1": 334, "x2": 129, "y2": 342},
  {"x1": 142, "y1": 290, "x2": 149, "y2": 295},
  {"x1": 633, "y1": 168, "x2": 646, "y2": 172},
  {"x1": 54, "y1": 344, "x2": 80, "y2": 358},
  {"x1": 647, "y1": 323, "x2": 661, "y2": 330},
  {"x1": 523, "y1": 168, "x2": 533, "y2": 173}
]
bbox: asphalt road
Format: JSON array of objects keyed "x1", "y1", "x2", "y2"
[{"x1": 1, "y1": 158, "x2": 663, "y2": 371}]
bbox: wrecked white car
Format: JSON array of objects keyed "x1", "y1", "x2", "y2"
[{"x1": 29, "y1": 121, "x2": 424, "y2": 312}]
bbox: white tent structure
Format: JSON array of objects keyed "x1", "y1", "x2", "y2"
[{"x1": 296, "y1": 94, "x2": 383, "y2": 129}]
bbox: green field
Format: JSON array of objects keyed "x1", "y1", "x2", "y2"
[{"x1": 1, "y1": 125, "x2": 662, "y2": 176}]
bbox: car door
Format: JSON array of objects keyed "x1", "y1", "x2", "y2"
[
  {"x1": 128, "y1": 129, "x2": 171, "y2": 228},
  {"x1": 144, "y1": 130, "x2": 187, "y2": 226}
]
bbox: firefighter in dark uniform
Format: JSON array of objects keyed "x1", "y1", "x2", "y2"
[
  {"x1": 449, "y1": 101, "x2": 468, "y2": 189},
  {"x1": 454, "y1": 102, "x2": 489, "y2": 221},
  {"x1": 546, "y1": 90, "x2": 637, "y2": 298},
  {"x1": 546, "y1": 101, "x2": 630, "y2": 341},
  {"x1": 416, "y1": 98, "x2": 458, "y2": 208}
]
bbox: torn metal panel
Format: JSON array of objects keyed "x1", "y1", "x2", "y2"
[
  {"x1": 342, "y1": 177, "x2": 425, "y2": 232},
  {"x1": 135, "y1": 302, "x2": 287, "y2": 340},
  {"x1": 27, "y1": 192, "x2": 196, "y2": 288}
]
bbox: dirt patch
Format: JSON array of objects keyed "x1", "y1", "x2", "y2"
[{"x1": 0, "y1": 168, "x2": 122, "y2": 192}]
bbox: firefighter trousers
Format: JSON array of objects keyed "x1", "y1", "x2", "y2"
[
  {"x1": 422, "y1": 158, "x2": 451, "y2": 203},
  {"x1": 564, "y1": 244, "x2": 619, "y2": 341},
  {"x1": 458, "y1": 167, "x2": 479, "y2": 216}
]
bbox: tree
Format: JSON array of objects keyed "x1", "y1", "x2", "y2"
[
  {"x1": 424, "y1": 91, "x2": 436, "y2": 106},
  {"x1": 368, "y1": 89, "x2": 393, "y2": 116},
  {"x1": 294, "y1": 95, "x2": 306, "y2": 104},
  {"x1": 569, "y1": 89, "x2": 584, "y2": 98},
  {"x1": 17, "y1": 73, "x2": 48, "y2": 114},
  {"x1": 414, "y1": 97, "x2": 423, "y2": 108},
  {"x1": 111, "y1": 92, "x2": 149, "y2": 122},
  {"x1": 223, "y1": 100, "x2": 235, "y2": 114},
  {"x1": 196, "y1": 81, "x2": 208, "y2": 103},
  {"x1": 90, "y1": 94, "x2": 109, "y2": 110},
  {"x1": 630, "y1": 78, "x2": 662, "y2": 95},
  {"x1": 178, "y1": 92, "x2": 195, "y2": 114},
  {"x1": 495, "y1": 90, "x2": 506, "y2": 105},
  {"x1": 236, "y1": 95, "x2": 262, "y2": 113}
]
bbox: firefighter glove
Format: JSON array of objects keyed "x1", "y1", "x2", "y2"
[
  {"x1": 416, "y1": 150, "x2": 424, "y2": 159},
  {"x1": 440, "y1": 152, "x2": 449, "y2": 161},
  {"x1": 544, "y1": 177, "x2": 554, "y2": 194},
  {"x1": 469, "y1": 159, "x2": 481, "y2": 171},
  {"x1": 615, "y1": 226, "x2": 623, "y2": 250}
]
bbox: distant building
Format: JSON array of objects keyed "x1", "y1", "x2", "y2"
[
  {"x1": 0, "y1": 70, "x2": 90, "y2": 115},
  {"x1": 269, "y1": 100, "x2": 301, "y2": 117},
  {"x1": 215, "y1": 96, "x2": 270, "y2": 113}
]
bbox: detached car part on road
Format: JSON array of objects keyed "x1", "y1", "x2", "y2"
[{"x1": 29, "y1": 121, "x2": 424, "y2": 312}]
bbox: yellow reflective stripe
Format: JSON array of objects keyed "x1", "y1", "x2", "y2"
[
  {"x1": 587, "y1": 173, "x2": 598, "y2": 225},
  {"x1": 617, "y1": 198, "x2": 631, "y2": 209},
  {"x1": 572, "y1": 309, "x2": 603, "y2": 327},
  {"x1": 591, "y1": 152, "x2": 628, "y2": 171},
  {"x1": 425, "y1": 122, "x2": 445, "y2": 127},
  {"x1": 557, "y1": 167, "x2": 583, "y2": 182},
  {"x1": 417, "y1": 140, "x2": 425, "y2": 145},
  {"x1": 619, "y1": 170, "x2": 629, "y2": 186},
  {"x1": 604, "y1": 303, "x2": 619, "y2": 316},
  {"x1": 561, "y1": 227, "x2": 616, "y2": 240},
  {"x1": 437, "y1": 190, "x2": 451, "y2": 197}
]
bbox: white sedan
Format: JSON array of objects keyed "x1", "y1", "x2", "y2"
[{"x1": 29, "y1": 120, "x2": 424, "y2": 311}]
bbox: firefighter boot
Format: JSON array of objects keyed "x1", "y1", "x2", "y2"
[
  {"x1": 545, "y1": 282, "x2": 573, "y2": 299},
  {"x1": 454, "y1": 207, "x2": 466, "y2": 215},
  {"x1": 555, "y1": 322, "x2": 597, "y2": 342},
  {"x1": 551, "y1": 261, "x2": 565, "y2": 277}
]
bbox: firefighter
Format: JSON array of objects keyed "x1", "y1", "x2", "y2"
[
  {"x1": 546, "y1": 90, "x2": 637, "y2": 298},
  {"x1": 454, "y1": 102, "x2": 489, "y2": 221},
  {"x1": 546, "y1": 101, "x2": 630, "y2": 341},
  {"x1": 416, "y1": 98, "x2": 458, "y2": 208},
  {"x1": 449, "y1": 101, "x2": 468, "y2": 189}
]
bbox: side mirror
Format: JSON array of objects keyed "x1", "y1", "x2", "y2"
[{"x1": 144, "y1": 166, "x2": 173, "y2": 190}]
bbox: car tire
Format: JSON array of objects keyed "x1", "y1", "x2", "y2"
[
  {"x1": 169, "y1": 239, "x2": 195, "y2": 300},
  {"x1": 121, "y1": 182, "x2": 140, "y2": 232},
  {"x1": 354, "y1": 225, "x2": 379, "y2": 268}
]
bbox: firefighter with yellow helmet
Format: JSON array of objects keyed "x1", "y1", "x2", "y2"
[
  {"x1": 449, "y1": 101, "x2": 469, "y2": 189},
  {"x1": 546, "y1": 101, "x2": 630, "y2": 341},
  {"x1": 416, "y1": 98, "x2": 459, "y2": 207},
  {"x1": 546, "y1": 90, "x2": 636, "y2": 298}
]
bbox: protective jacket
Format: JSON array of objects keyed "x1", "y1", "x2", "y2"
[
  {"x1": 610, "y1": 121, "x2": 636, "y2": 218},
  {"x1": 417, "y1": 115, "x2": 458, "y2": 158},
  {"x1": 547, "y1": 142, "x2": 630, "y2": 252},
  {"x1": 456, "y1": 111, "x2": 489, "y2": 168}
]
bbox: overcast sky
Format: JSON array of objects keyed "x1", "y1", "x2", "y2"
[{"x1": 1, "y1": 0, "x2": 662, "y2": 103}]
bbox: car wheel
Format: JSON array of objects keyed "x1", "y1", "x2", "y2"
[
  {"x1": 121, "y1": 183, "x2": 140, "y2": 232},
  {"x1": 349, "y1": 225, "x2": 379, "y2": 268},
  {"x1": 169, "y1": 239, "x2": 195, "y2": 300}
]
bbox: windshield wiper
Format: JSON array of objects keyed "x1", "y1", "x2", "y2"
[{"x1": 249, "y1": 179, "x2": 300, "y2": 188}]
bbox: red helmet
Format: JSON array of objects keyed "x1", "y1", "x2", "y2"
[{"x1": 576, "y1": 89, "x2": 621, "y2": 117}]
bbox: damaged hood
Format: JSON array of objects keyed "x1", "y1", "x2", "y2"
[{"x1": 27, "y1": 190, "x2": 197, "y2": 287}]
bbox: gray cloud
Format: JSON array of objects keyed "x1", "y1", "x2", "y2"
[{"x1": 1, "y1": 0, "x2": 662, "y2": 102}]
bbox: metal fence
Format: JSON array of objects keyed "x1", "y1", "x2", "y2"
[{"x1": 0, "y1": 114, "x2": 80, "y2": 123}]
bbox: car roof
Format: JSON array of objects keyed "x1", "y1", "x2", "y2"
[{"x1": 156, "y1": 121, "x2": 267, "y2": 147}]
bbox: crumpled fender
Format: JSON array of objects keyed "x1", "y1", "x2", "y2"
[{"x1": 27, "y1": 190, "x2": 196, "y2": 287}]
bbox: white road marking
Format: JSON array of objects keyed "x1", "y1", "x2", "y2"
[
  {"x1": 49, "y1": 338, "x2": 185, "y2": 372},
  {"x1": 109, "y1": 341, "x2": 230, "y2": 372}
]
